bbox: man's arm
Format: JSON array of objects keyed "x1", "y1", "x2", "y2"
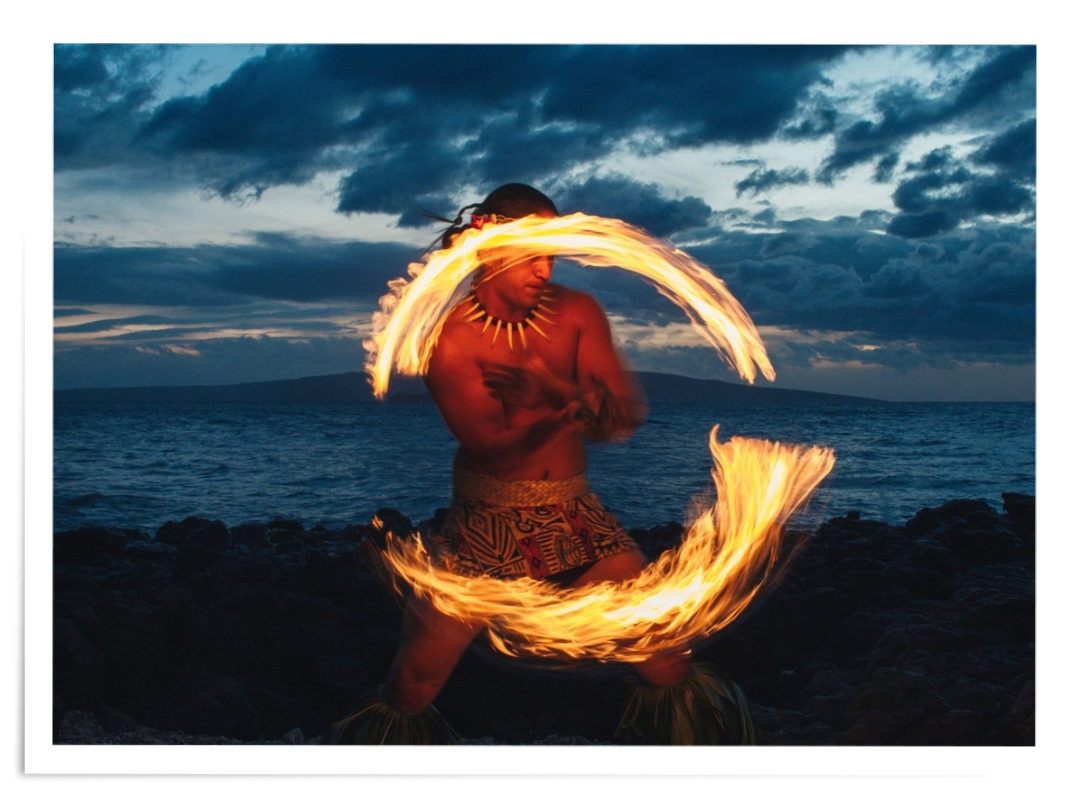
[
  {"x1": 423, "y1": 331, "x2": 587, "y2": 473},
  {"x1": 570, "y1": 291, "x2": 648, "y2": 442}
]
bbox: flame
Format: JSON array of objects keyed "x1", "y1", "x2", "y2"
[
  {"x1": 362, "y1": 212, "x2": 834, "y2": 663},
  {"x1": 365, "y1": 213, "x2": 775, "y2": 398},
  {"x1": 380, "y1": 428, "x2": 834, "y2": 662}
]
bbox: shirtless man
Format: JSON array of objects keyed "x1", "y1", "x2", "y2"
[{"x1": 331, "y1": 184, "x2": 747, "y2": 745}]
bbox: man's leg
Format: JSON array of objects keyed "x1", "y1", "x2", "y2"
[
  {"x1": 382, "y1": 593, "x2": 482, "y2": 713},
  {"x1": 573, "y1": 549, "x2": 754, "y2": 744},
  {"x1": 326, "y1": 593, "x2": 480, "y2": 744},
  {"x1": 569, "y1": 549, "x2": 692, "y2": 686}
]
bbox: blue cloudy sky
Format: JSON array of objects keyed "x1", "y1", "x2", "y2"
[{"x1": 49, "y1": 41, "x2": 1038, "y2": 401}]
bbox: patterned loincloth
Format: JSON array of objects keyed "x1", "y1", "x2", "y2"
[{"x1": 427, "y1": 466, "x2": 640, "y2": 581}]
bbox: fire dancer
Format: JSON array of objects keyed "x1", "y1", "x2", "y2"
[{"x1": 329, "y1": 183, "x2": 752, "y2": 745}]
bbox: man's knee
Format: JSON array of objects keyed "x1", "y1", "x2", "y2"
[
  {"x1": 571, "y1": 549, "x2": 646, "y2": 586},
  {"x1": 384, "y1": 604, "x2": 478, "y2": 713},
  {"x1": 385, "y1": 660, "x2": 451, "y2": 713},
  {"x1": 635, "y1": 651, "x2": 693, "y2": 687}
]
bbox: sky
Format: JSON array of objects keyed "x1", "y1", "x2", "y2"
[
  {"x1": 25, "y1": 14, "x2": 1062, "y2": 773},
  {"x1": 49, "y1": 42, "x2": 1038, "y2": 401}
]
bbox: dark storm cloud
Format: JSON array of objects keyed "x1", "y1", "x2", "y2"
[
  {"x1": 873, "y1": 152, "x2": 900, "y2": 183},
  {"x1": 54, "y1": 44, "x2": 171, "y2": 169},
  {"x1": 735, "y1": 166, "x2": 811, "y2": 197},
  {"x1": 886, "y1": 145, "x2": 1035, "y2": 238},
  {"x1": 780, "y1": 92, "x2": 839, "y2": 140},
  {"x1": 142, "y1": 46, "x2": 352, "y2": 198},
  {"x1": 533, "y1": 45, "x2": 854, "y2": 147},
  {"x1": 973, "y1": 118, "x2": 1036, "y2": 181},
  {"x1": 550, "y1": 210, "x2": 1032, "y2": 376},
  {"x1": 678, "y1": 218, "x2": 1034, "y2": 364},
  {"x1": 553, "y1": 175, "x2": 714, "y2": 237},
  {"x1": 817, "y1": 46, "x2": 1035, "y2": 184},
  {"x1": 757, "y1": 231, "x2": 819, "y2": 258},
  {"x1": 778, "y1": 335, "x2": 939, "y2": 373},
  {"x1": 53, "y1": 236, "x2": 419, "y2": 307},
  {"x1": 860, "y1": 260, "x2": 938, "y2": 305},
  {"x1": 57, "y1": 44, "x2": 856, "y2": 232},
  {"x1": 774, "y1": 321, "x2": 1034, "y2": 375},
  {"x1": 752, "y1": 207, "x2": 778, "y2": 226}
]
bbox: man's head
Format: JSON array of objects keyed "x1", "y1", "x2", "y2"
[
  {"x1": 475, "y1": 183, "x2": 558, "y2": 221},
  {"x1": 464, "y1": 184, "x2": 559, "y2": 313},
  {"x1": 441, "y1": 184, "x2": 558, "y2": 249}
]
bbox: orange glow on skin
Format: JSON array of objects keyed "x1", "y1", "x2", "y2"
[
  {"x1": 365, "y1": 213, "x2": 775, "y2": 399},
  {"x1": 364, "y1": 213, "x2": 833, "y2": 664},
  {"x1": 379, "y1": 430, "x2": 834, "y2": 663}
]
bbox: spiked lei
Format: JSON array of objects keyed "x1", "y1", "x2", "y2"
[{"x1": 464, "y1": 289, "x2": 559, "y2": 351}]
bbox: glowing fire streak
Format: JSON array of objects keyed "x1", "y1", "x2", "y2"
[
  {"x1": 362, "y1": 212, "x2": 834, "y2": 663},
  {"x1": 365, "y1": 213, "x2": 774, "y2": 398},
  {"x1": 379, "y1": 429, "x2": 835, "y2": 662}
]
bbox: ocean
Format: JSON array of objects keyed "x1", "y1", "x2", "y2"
[{"x1": 52, "y1": 399, "x2": 1036, "y2": 535}]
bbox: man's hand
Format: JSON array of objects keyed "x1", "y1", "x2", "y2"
[
  {"x1": 577, "y1": 374, "x2": 637, "y2": 442},
  {"x1": 479, "y1": 356, "x2": 640, "y2": 443},
  {"x1": 480, "y1": 355, "x2": 574, "y2": 411}
]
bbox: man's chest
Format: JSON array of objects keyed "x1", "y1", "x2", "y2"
[{"x1": 464, "y1": 323, "x2": 578, "y2": 379}]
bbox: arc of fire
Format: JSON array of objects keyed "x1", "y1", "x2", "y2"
[
  {"x1": 365, "y1": 213, "x2": 775, "y2": 398},
  {"x1": 362, "y1": 213, "x2": 833, "y2": 664}
]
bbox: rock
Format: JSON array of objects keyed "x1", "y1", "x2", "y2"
[
  {"x1": 54, "y1": 526, "x2": 127, "y2": 564},
  {"x1": 156, "y1": 517, "x2": 231, "y2": 551},
  {"x1": 231, "y1": 523, "x2": 271, "y2": 548},
  {"x1": 52, "y1": 494, "x2": 1035, "y2": 745},
  {"x1": 1002, "y1": 493, "x2": 1035, "y2": 536},
  {"x1": 904, "y1": 499, "x2": 999, "y2": 536}
]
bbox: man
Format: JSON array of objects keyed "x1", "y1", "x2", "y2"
[{"x1": 330, "y1": 184, "x2": 749, "y2": 745}]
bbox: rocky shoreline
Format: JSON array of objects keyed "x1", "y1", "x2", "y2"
[{"x1": 53, "y1": 493, "x2": 1034, "y2": 745}]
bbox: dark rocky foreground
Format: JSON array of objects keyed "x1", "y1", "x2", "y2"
[{"x1": 53, "y1": 493, "x2": 1034, "y2": 745}]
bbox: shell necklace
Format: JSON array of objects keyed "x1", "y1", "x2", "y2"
[{"x1": 464, "y1": 290, "x2": 558, "y2": 351}]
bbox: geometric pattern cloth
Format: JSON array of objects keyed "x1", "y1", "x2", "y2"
[{"x1": 426, "y1": 466, "x2": 640, "y2": 581}]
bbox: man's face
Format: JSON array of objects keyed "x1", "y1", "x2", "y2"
[
  {"x1": 481, "y1": 211, "x2": 556, "y2": 310},
  {"x1": 486, "y1": 252, "x2": 553, "y2": 309}
]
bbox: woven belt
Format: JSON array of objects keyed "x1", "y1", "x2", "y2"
[{"x1": 452, "y1": 465, "x2": 590, "y2": 506}]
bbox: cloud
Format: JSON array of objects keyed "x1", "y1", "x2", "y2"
[
  {"x1": 141, "y1": 46, "x2": 351, "y2": 199},
  {"x1": 780, "y1": 90, "x2": 839, "y2": 141},
  {"x1": 533, "y1": 45, "x2": 854, "y2": 147},
  {"x1": 54, "y1": 333, "x2": 367, "y2": 390},
  {"x1": 163, "y1": 344, "x2": 201, "y2": 356},
  {"x1": 973, "y1": 117, "x2": 1036, "y2": 182},
  {"x1": 817, "y1": 46, "x2": 1035, "y2": 184},
  {"x1": 53, "y1": 236, "x2": 420, "y2": 307},
  {"x1": 682, "y1": 217, "x2": 1034, "y2": 359},
  {"x1": 553, "y1": 175, "x2": 714, "y2": 237},
  {"x1": 50, "y1": 44, "x2": 1035, "y2": 400},
  {"x1": 873, "y1": 152, "x2": 900, "y2": 183},
  {"x1": 757, "y1": 231, "x2": 818, "y2": 258},
  {"x1": 735, "y1": 166, "x2": 811, "y2": 198},
  {"x1": 54, "y1": 44, "x2": 171, "y2": 169},
  {"x1": 550, "y1": 211, "x2": 1033, "y2": 377},
  {"x1": 886, "y1": 145, "x2": 1035, "y2": 237},
  {"x1": 59, "y1": 44, "x2": 856, "y2": 224}
]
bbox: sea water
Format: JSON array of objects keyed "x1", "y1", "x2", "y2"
[{"x1": 52, "y1": 400, "x2": 1035, "y2": 535}]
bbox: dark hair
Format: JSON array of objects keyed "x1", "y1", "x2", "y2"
[
  {"x1": 439, "y1": 183, "x2": 558, "y2": 248},
  {"x1": 476, "y1": 183, "x2": 558, "y2": 219}
]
